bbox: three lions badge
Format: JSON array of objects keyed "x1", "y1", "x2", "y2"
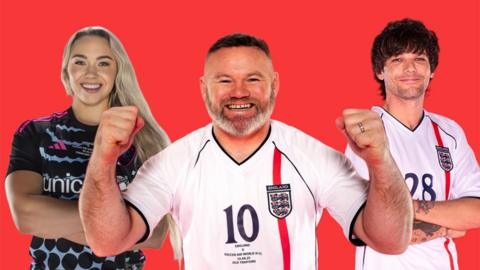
[
  {"x1": 266, "y1": 184, "x2": 292, "y2": 219},
  {"x1": 436, "y1": 146, "x2": 453, "y2": 172}
]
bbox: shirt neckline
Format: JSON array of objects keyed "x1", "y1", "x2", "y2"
[
  {"x1": 67, "y1": 107, "x2": 98, "y2": 133},
  {"x1": 211, "y1": 125, "x2": 272, "y2": 167},
  {"x1": 373, "y1": 106, "x2": 426, "y2": 133}
]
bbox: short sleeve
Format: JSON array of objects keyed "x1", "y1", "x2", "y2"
[
  {"x1": 7, "y1": 120, "x2": 42, "y2": 176},
  {"x1": 318, "y1": 148, "x2": 368, "y2": 243},
  {"x1": 345, "y1": 144, "x2": 370, "y2": 180},
  {"x1": 449, "y1": 125, "x2": 480, "y2": 199},
  {"x1": 122, "y1": 149, "x2": 175, "y2": 242}
]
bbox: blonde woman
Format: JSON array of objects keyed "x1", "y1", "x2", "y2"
[{"x1": 5, "y1": 26, "x2": 180, "y2": 270}]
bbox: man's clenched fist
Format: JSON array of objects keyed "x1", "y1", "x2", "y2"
[
  {"x1": 336, "y1": 108, "x2": 389, "y2": 166},
  {"x1": 93, "y1": 106, "x2": 144, "y2": 164}
]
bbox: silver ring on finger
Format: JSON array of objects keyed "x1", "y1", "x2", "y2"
[{"x1": 358, "y1": 122, "x2": 365, "y2": 134}]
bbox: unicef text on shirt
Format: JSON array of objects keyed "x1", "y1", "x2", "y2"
[{"x1": 43, "y1": 173, "x2": 83, "y2": 194}]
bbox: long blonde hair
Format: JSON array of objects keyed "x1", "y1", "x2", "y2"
[{"x1": 61, "y1": 26, "x2": 182, "y2": 260}]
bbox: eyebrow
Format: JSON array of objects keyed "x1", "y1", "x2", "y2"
[
  {"x1": 246, "y1": 72, "x2": 266, "y2": 78},
  {"x1": 213, "y1": 73, "x2": 231, "y2": 79},
  {"x1": 212, "y1": 71, "x2": 266, "y2": 79},
  {"x1": 71, "y1": 54, "x2": 114, "y2": 61}
]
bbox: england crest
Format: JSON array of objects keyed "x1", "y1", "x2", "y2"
[
  {"x1": 266, "y1": 184, "x2": 292, "y2": 219},
  {"x1": 436, "y1": 146, "x2": 453, "y2": 172}
]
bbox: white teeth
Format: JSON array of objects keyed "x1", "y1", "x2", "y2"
[
  {"x1": 81, "y1": 83, "x2": 101, "y2": 89},
  {"x1": 228, "y1": 104, "x2": 252, "y2": 109}
]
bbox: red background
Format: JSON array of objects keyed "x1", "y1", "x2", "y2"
[{"x1": 1, "y1": 0, "x2": 478, "y2": 269}]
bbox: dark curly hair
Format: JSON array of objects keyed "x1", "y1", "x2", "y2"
[{"x1": 372, "y1": 18, "x2": 439, "y2": 99}]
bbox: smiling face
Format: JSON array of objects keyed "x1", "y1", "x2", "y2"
[
  {"x1": 67, "y1": 35, "x2": 117, "y2": 110},
  {"x1": 201, "y1": 46, "x2": 279, "y2": 137},
  {"x1": 377, "y1": 52, "x2": 432, "y2": 101}
]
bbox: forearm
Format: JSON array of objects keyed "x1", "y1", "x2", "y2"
[
  {"x1": 12, "y1": 195, "x2": 83, "y2": 239},
  {"x1": 414, "y1": 198, "x2": 480, "y2": 230},
  {"x1": 63, "y1": 228, "x2": 161, "y2": 250},
  {"x1": 410, "y1": 219, "x2": 467, "y2": 244},
  {"x1": 63, "y1": 232, "x2": 88, "y2": 245},
  {"x1": 410, "y1": 220, "x2": 446, "y2": 244},
  {"x1": 64, "y1": 230, "x2": 158, "y2": 252},
  {"x1": 65, "y1": 231, "x2": 157, "y2": 252},
  {"x1": 362, "y1": 153, "x2": 413, "y2": 253},
  {"x1": 63, "y1": 231, "x2": 154, "y2": 249},
  {"x1": 79, "y1": 155, "x2": 133, "y2": 256},
  {"x1": 6, "y1": 171, "x2": 84, "y2": 239}
]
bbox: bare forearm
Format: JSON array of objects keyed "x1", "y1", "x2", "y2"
[
  {"x1": 63, "y1": 232, "x2": 88, "y2": 245},
  {"x1": 12, "y1": 196, "x2": 83, "y2": 238},
  {"x1": 63, "y1": 229, "x2": 160, "y2": 251},
  {"x1": 79, "y1": 107, "x2": 150, "y2": 256},
  {"x1": 79, "y1": 157, "x2": 132, "y2": 255},
  {"x1": 410, "y1": 220, "x2": 466, "y2": 244},
  {"x1": 62, "y1": 231, "x2": 160, "y2": 250},
  {"x1": 63, "y1": 230, "x2": 160, "y2": 252},
  {"x1": 6, "y1": 171, "x2": 84, "y2": 239},
  {"x1": 362, "y1": 154, "x2": 413, "y2": 253},
  {"x1": 410, "y1": 220, "x2": 446, "y2": 244},
  {"x1": 414, "y1": 198, "x2": 480, "y2": 230}
]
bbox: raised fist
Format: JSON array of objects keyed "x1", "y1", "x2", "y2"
[
  {"x1": 93, "y1": 106, "x2": 144, "y2": 164},
  {"x1": 336, "y1": 108, "x2": 389, "y2": 165}
]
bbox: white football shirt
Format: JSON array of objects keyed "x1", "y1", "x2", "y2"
[
  {"x1": 346, "y1": 106, "x2": 480, "y2": 270},
  {"x1": 124, "y1": 120, "x2": 368, "y2": 270}
]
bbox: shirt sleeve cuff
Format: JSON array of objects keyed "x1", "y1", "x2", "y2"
[
  {"x1": 349, "y1": 201, "x2": 366, "y2": 246},
  {"x1": 124, "y1": 199, "x2": 150, "y2": 244}
]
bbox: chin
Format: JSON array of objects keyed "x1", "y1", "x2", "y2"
[
  {"x1": 77, "y1": 98, "x2": 109, "y2": 107},
  {"x1": 216, "y1": 119, "x2": 260, "y2": 137},
  {"x1": 235, "y1": 120, "x2": 268, "y2": 137},
  {"x1": 397, "y1": 89, "x2": 425, "y2": 100}
]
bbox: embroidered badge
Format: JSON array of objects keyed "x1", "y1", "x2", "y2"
[
  {"x1": 436, "y1": 146, "x2": 453, "y2": 172},
  {"x1": 266, "y1": 184, "x2": 292, "y2": 219}
]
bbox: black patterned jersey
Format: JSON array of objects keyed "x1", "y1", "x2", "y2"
[{"x1": 7, "y1": 108, "x2": 145, "y2": 270}]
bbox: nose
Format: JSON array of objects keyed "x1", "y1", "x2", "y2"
[
  {"x1": 230, "y1": 81, "x2": 250, "y2": 98},
  {"x1": 403, "y1": 59, "x2": 417, "y2": 73},
  {"x1": 85, "y1": 64, "x2": 98, "y2": 77}
]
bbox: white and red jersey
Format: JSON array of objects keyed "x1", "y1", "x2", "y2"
[
  {"x1": 346, "y1": 106, "x2": 480, "y2": 270},
  {"x1": 124, "y1": 120, "x2": 367, "y2": 270}
]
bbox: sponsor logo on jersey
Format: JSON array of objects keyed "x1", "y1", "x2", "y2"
[
  {"x1": 436, "y1": 146, "x2": 453, "y2": 172},
  {"x1": 48, "y1": 140, "x2": 67, "y2": 150},
  {"x1": 266, "y1": 184, "x2": 292, "y2": 219},
  {"x1": 43, "y1": 173, "x2": 83, "y2": 194}
]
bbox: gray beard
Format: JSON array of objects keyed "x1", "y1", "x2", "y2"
[{"x1": 205, "y1": 91, "x2": 275, "y2": 137}]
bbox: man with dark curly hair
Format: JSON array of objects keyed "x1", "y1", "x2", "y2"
[{"x1": 346, "y1": 18, "x2": 480, "y2": 270}]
